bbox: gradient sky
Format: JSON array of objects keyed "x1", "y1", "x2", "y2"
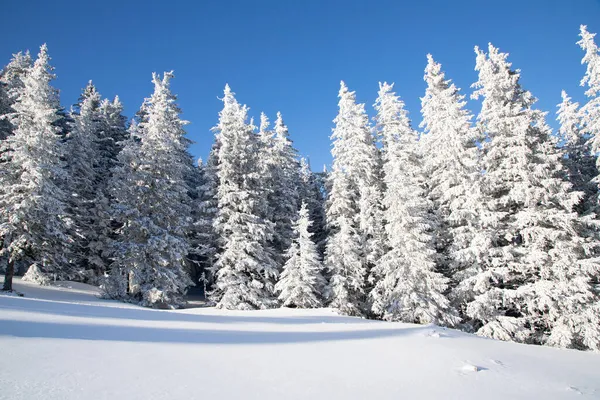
[{"x1": 2, "y1": 0, "x2": 600, "y2": 169}]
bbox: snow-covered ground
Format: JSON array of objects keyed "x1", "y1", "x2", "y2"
[{"x1": 1, "y1": 277, "x2": 599, "y2": 400}]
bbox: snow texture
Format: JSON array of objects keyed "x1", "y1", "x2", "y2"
[{"x1": 1, "y1": 276, "x2": 599, "y2": 400}]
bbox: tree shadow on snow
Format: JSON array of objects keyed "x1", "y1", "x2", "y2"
[
  {"x1": 0, "y1": 319, "x2": 429, "y2": 345},
  {"x1": 0, "y1": 296, "x2": 374, "y2": 325}
]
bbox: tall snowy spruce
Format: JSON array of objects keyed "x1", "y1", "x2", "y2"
[
  {"x1": 369, "y1": 82, "x2": 459, "y2": 325},
  {"x1": 256, "y1": 112, "x2": 300, "y2": 262},
  {"x1": 324, "y1": 81, "x2": 383, "y2": 316},
  {"x1": 187, "y1": 158, "x2": 218, "y2": 285},
  {"x1": 419, "y1": 55, "x2": 487, "y2": 320},
  {"x1": 556, "y1": 90, "x2": 597, "y2": 214},
  {"x1": 64, "y1": 82, "x2": 106, "y2": 279},
  {"x1": 0, "y1": 45, "x2": 71, "y2": 290},
  {"x1": 209, "y1": 85, "x2": 279, "y2": 310},
  {"x1": 467, "y1": 44, "x2": 600, "y2": 350},
  {"x1": 275, "y1": 202, "x2": 326, "y2": 308},
  {"x1": 104, "y1": 72, "x2": 193, "y2": 308},
  {"x1": 578, "y1": 26, "x2": 600, "y2": 201},
  {"x1": 0, "y1": 76, "x2": 10, "y2": 141},
  {"x1": 298, "y1": 157, "x2": 327, "y2": 257},
  {"x1": 0, "y1": 51, "x2": 32, "y2": 141}
]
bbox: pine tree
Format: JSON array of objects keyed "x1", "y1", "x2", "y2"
[
  {"x1": 0, "y1": 79, "x2": 10, "y2": 141},
  {"x1": 557, "y1": 90, "x2": 597, "y2": 214},
  {"x1": 209, "y1": 85, "x2": 279, "y2": 310},
  {"x1": 578, "y1": 26, "x2": 600, "y2": 202},
  {"x1": 0, "y1": 44, "x2": 71, "y2": 290},
  {"x1": 0, "y1": 51, "x2": 32, "y2": 141},
  {"x1": 188, "y1": 158, "x2": 218, "y2": 285},
  {"x1": 270, "y1": 112, "x2": 300, "y2": 256},
  {"x1": 298, "y1": 157, "x2": 327, "y2": 257},
  {"x1": 275, "y1": 202, "x2": 325, "y2": 308},
  {"x1": 467, "y1": 44, "x2": 600, "y2": 350},
  {"x1": 369, "y1": 82, "x2": 458, "y2": 325},
  {"x1": 255, "y1": 112, "x2": 300, "y2": 262},
  {"x1": 64, "y1": 82, "x2": 105, "y2": 279},
  {"x1": 104, "y1": 72, "x2": 193, "y2": 308},
  {"x1": 0, "y1": 51, "x2": 31, "y2": 100},
  {"x1": 419, "y1": 55, "x2": 487, "y2": 321},
  {"x1": 324, "y1": 81, "x2": 384, "y2": 316}
]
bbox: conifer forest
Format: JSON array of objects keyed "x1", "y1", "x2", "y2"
[{"x1": 3, "y1": 25, "x2": 600, "y2": 353}]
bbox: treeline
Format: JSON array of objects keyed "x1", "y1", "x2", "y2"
[{"x1": 1, "y1": 26, "x2": 599, "y2": 351}]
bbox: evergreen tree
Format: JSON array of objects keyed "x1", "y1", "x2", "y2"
[
  {"x1": 369, "y1": 82, "x2": 459, "y2": 325},
  {"x1": 275, "y1": 202, "x2": 325, "y2": 308},
  {"x1": 64, "y1": 82, "x2": 105, "y2": 279},
  {"x1": 556, "y1": 90, "x2": 597, "y2": 214},
  {"x1": 188, "y1": 158, "x2": 218, "y2": 285},
  {"x1": 97, "y1": 95, "x2": 128, "y2": 175},
  {"x1": 419, "y1": 54, "x2": 487, "y2": 321},
  {"x1": 0, "y1": 51, "x2": 32, "y2": 141},
  {"x1": 0, "y1": 51, "x2": 31, "y2": 100},
  {"x1": 209, "y1": 85, "x2": 279, "y2": 310},
  {"x1": 256, "y1": 112, "x2": 300, "y2": 262},
  {"x1": 270, "y1": 112, "x2": 300, "y2": 256},
  {"x1": 298, "y1": 157, "x2": 327, "y2": 257},
  {"x1": 0, "y1": 79, "x2": 10, "y2": 141},
  {"x1": 578, "y1": 26, "x2": 600, "y2": 202},
  {"x1": 467, "y1": 44, "x2": 600, "y2": 350},
  {"x1": 104, "y1": 72, "x2": 193, "y2": 308},
  {"x1": 0, "y1": 44, "x2": 71, "y2": 290},
  {"x1": 325, "y1": 170, "x2": 364, "y2": 315},
  {"x1": 325, "y1": 81, "x2": 383, "y2": 316}
]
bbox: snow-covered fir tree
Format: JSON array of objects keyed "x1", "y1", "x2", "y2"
[
  {"x1": 0, "y1": 44, "x2": 72, "y2": 290},
  {"x1": 0, "y1": 51, "x2": 32, "y2": 140},
  {"x1": 369, "y1": 82, "x2": 459, "y2": 325},
  {"x1": 270, "y1": 112, "x2": 300, "y2": 256},
  {"x1": 275, "y1": 202, "x2": 326, "y2": 308},
  {"x1": 557, "y1": 90, "x2": 597, "y2": 215},
  {"x1": 256, "y1": 112, "x2": 300, "y2": 263},
  {"x1": 97, "y1": 95, "x2": 128, "y2": 174},
  {"x1": 64, "y1": 82, "x2": 106, "y2": 279},
  {"x1": 0, "y1": 78, "x2": 10, "y2": 141},
  {"x1": 104, "y1": 71, "x2": 193, "y2": 308},
  {"x1": 419, "y1": 54, "x2": 487, "y2": 321},
  {"x1": 209, "y1": 85, "x2": 279, "y2": 310},
  {"x1": 0, "y1": 51, "x2": 31, "y2": 100},
  {"x1": 467, "y1": 44, "x2": 600, "y2": 350},
  {"x1": 298, "y1": 157, "x2": 327, "y2": 257},
  {"x1": 578, "y1": 26, "x2": 600, "y2": 201},
  {"x1": 188, "y1": 158, "x2": 218, "y2": 285},
  {"x1": 325, "y1": 81, "x2": 383, "y2": 316}
]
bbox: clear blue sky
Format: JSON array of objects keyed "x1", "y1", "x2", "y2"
[{"x1": 2, "y1": 0, "x2": 600, "y2": 169}]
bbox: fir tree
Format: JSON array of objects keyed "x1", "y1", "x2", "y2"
[
  {"x1": 0, "y1": 79, "x2": 10, "y2": 141},
  {"x1": 419, "y1": 54, "x2": 487, "y2": 321},
  {"x1": 270, "y1": 112, "x2": 300, "y2": 256},
  {"x1": 64, "y1": 82, "x2": 105, "y2": 279},
  {"x1": 556, "y1": 90, "x2": 597, "y2": 214},
  {"x1": 0, "y1": 51, "x2": 32, "y2": 141},
  {"x1": 0, "y1": 44, "x2": 71, "y2": 290},
  {"x1": 298, "y1": 157, "x2": 327, "y2": 257},
  {"x1": 369, "y1": 82, "x2": 459, "y2": 325},
  {"x1": 188, "y1": 158, "x2": 218, "y2": 285},
  {"x1": 578, "y1": 26, "x2": 600, "y2": 203},
  {"x1": 325, "y1": 81, "x2": 383, "y2": 316},
  {"x1": 210, "y1": 85, "x2": 279, "y2": 310},
  {"x1": 467, "y1": 44, "x2": 600, "y2": 350},
  {"x1": 275, "y1": 202, "x2": 325, "y2": 308},
  {"x1": 104, "y1": 72, "x2": 193, "y2": 308}
]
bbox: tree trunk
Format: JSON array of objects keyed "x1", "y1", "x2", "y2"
[{"x1": 2, "y1": 258, "x2": 15, "y2": 291}]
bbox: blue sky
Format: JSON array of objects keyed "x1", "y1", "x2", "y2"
[{"x1": 2, "y1": 0, "x2": 600, "y2": 169}]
